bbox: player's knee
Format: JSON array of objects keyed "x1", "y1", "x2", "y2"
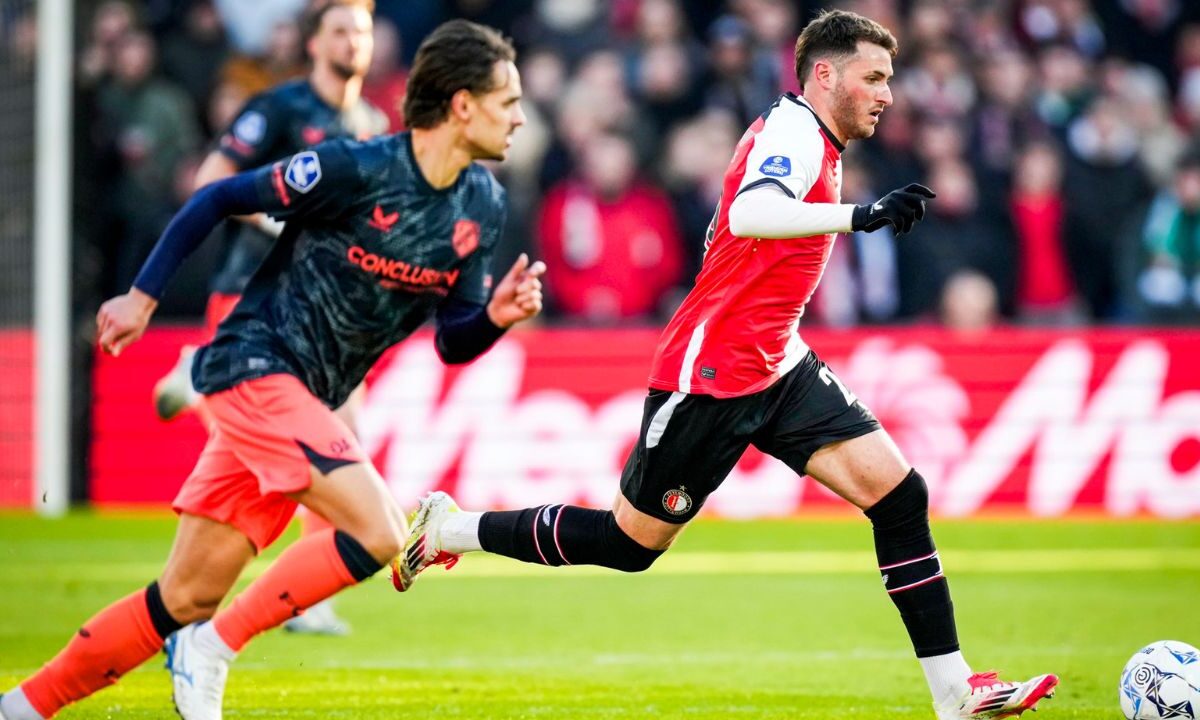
[
  {"x1": 602, "y1": 512, "x2": 664, "y2": 573},
  {"x1": 864, "y1": 468, "x2": 929, "y2": 529},
  {"x1": 159, "y1": 580, "x2": 223, "y2": 624},
  {"x1": 356, "y1": 525, "x2": 403, "y2": 565},
  {"x1": 334, "y1": 530, "x2": 386, "y2": 581},
  {"x1": 616, "y1": 550, "x2": 660, "y2": 573}
]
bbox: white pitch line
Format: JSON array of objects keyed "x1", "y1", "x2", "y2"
[
  {"x1": 0, "y1": 643, "x2": 1148, "y2": 677},
  {"x1": 403, "y1": 548, "x2": 1200, "y2": 578},
  {"x1": 8, "y1": 548, "x2": 1200, "y2": 583}
]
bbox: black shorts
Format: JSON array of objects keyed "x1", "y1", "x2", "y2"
[{"x1": 620, "y1": 349, "x2": 881, "y2": 523}]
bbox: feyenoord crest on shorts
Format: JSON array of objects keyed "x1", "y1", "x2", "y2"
[{"x1": 662, "y1": 487, "x2": 692, "y2": 516}]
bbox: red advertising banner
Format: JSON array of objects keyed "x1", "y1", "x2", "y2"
[
  {"x1": 0, "y1": 329, "x2": 33, "y2": 506},
  {"x1": 91, "y1": 327, "x2": 1200, "y2": 517}
]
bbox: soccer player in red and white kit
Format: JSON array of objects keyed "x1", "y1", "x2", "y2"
[{"x1": 398, "y1": 10, "x2": 1058, "y2": 720}]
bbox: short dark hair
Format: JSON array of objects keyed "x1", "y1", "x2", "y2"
[
  {"x1": 300, "y1": 0, "x2": 376, "y2": 46},
  {"x1": 403, "y1": 20, "x2": 516, "y2": 129},
  {"x1": 794, "y1": 9, "x2": 897, "y2": 86}
]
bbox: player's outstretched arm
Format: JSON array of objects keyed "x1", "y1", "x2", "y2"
[
  {"x1": 850, "y1": 183, "x2": 936, "y2": 236},
  {"x1": 96, "y1": 172, "x2": 266, "y2": 356},
  {"x1": 728, "y1": 184, "x2": 856, "y2": 239}
]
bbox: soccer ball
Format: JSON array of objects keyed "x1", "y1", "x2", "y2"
[{"x1": 1120, "y1": 640, "x2": 1200, "y2": 719}]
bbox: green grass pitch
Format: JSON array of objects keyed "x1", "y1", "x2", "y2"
[{"x1": 1, "y1": 511, "x2": 1198, "y2": 718}]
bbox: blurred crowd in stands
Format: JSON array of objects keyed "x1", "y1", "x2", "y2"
[{"x1": 41, "y1": 0, "x2": 1200, "y2": 327}]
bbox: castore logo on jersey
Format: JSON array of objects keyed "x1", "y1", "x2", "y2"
[{"x1": 368, "y1": 205, "x2": 400, "y2": 232}]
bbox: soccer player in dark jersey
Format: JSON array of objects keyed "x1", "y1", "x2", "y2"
[
  {"x1": 0, "y1": 20, "x2": 537, "y2": 720},
  {"x1": 153, "y1": 0, "x2": 390, "y2": 638},
  {"x1": 153, "y1": 0, "x2": 387, "y2": 424},
  {"x1": 399, "y1": 11, "x2": 1059, "y2": 720}
]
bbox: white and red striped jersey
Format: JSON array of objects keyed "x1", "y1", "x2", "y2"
[{"x1": 648, "y1": 93, "x2": 846, "y2": 398}]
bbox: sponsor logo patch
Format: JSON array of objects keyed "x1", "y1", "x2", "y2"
[
  {"x1": 233, "y1": 111, "x2": 266, "y2": 145},
  {"x1": 346, "y1": 246, "x2": 461, "y2": 294},
  {"x1": 759, "y1": 155, "x2": 791, "y2": 177},
  {"x1": 700, "y1": 366, "x2": 717, "y2": 380},
  {"x1": 284, "y1": 151, "x2": 322, "y2": 194},
  {"x1": 662, "y1": 487, "x2": 692, "y2": 516}
]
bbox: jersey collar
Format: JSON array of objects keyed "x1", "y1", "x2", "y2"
[
  {"x1": 404, "y1": 131, "x2": 466, "y2": 195},
  {"x1": 786, "y1": 93, "x2": 846, "y2": 154}
]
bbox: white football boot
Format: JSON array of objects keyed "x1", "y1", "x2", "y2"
[
  {"x1": 282, "y1": 598, "x2": 351, "y2": 636},
  {"x1": 153, "y1": 346, "x2": 197, "y2": 422},
  {"x1": 391, "y1": 491, "x2": 461, "y2": 592},
  {"x1": 936, "y1": 671, "x2": 1059, "y2": 719},
  {"x1": 0, "y1": 688, "x2": 42, "y2": 720},
  {"x1": 165, "y1": 623, "x2": 229, "y2": 720}
]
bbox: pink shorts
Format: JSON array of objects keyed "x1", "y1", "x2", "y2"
[{"x1": 173, "y1": 374, "x2": 367, "y2": 550}]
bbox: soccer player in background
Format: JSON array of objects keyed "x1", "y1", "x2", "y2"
[
  {"x1": 399, "y1": 10, "x2": 1059, "y2": 720},
  {"x1": 0, "y1": 20, "x2": 539, "y2": 720},
  {"x1": 154, "y1": 0, "x2": 390, "y2": 636}
]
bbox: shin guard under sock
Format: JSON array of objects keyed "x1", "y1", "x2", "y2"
[
  {"x1": 865, "y1": 469, "x2": 960, "y2": 658},
  {"x1": 479, "y1": 505, "x2": 662, "y2": 572}
]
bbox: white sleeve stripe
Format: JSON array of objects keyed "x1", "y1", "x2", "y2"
[{"x1": 678, "y1": 321, "x2": 706, "y2": 393}]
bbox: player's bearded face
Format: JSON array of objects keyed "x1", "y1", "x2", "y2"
[
  {"x1": 831, "y1": 44, "x2": 893, "y2": 141},
  {"x1": 316, "y1": 6, "x2": 374, "y2": 80},
  {"x1": 464, "y1": 61, "x2": 526, "y2": 161}
]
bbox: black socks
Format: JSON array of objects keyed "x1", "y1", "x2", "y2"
[
  {"x1": 479, "y1": 505, "x2": 663, "y2": 572},
  {"x1": 865, "y1": 469, "x2": 960, "y2": 658}
]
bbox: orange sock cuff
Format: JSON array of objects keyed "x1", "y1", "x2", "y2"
[
  {"x1": 212, "y1": 529, "x2": 358, "y2": 652},
  {"x1": 21, "y1": 588, "x2": 164, "y2": 718}
]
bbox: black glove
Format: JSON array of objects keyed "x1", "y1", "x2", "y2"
[{"x1": 851, "y1": 183, "x2": 936, "y2": 236}]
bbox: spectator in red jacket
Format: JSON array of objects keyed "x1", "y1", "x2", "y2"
[
  {"x1": 538, "y1": 132, "x2": 684, "y2": 322},
  {"x1": 1010, "y1": 140, "x2": 1085, "y2": 324}
]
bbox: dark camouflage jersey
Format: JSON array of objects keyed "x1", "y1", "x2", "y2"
[
  {"x1": 192, "y1": 132, "x2": 506, "y2": 407},
  {"x1": 210, "y1": 79, "x2": 388, "y2": 295}
]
